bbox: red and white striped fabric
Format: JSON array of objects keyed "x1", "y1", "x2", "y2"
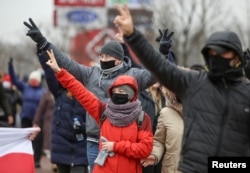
[{"x1": 0, "y1": 127, "x2": 39, "y2": 173}]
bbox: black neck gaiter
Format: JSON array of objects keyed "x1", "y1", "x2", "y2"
[
  {"x1": 100, "y1": 60, "x2": 116, "y2": 70},
  {"x1": 208, "y1": 55, "x2": 232, "y2": 75},
  {"x1": 111, "y1": 93, "x2": 129, "y2": 105},
  {"x1": 207, "y1": 55, "x2": 243, "y2": 83}
]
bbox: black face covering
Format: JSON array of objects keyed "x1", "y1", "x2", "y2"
[
  {"x1": 207, "y1": 55, "x2": 243, "y2": 83},
  {"x1": 208, "y1": 55, "x2": 232, "y2": 74},
  {"x1": 111, "y1": 93, "x2": 129, "y2": 105},
  {"x1": 100, "y1": 60, "x2": 116, "y2": 70}
]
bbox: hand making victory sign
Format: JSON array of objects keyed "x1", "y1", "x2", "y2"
[
  {"x1": 23, "y1": 18, "x2": 47, "y2": 49},
  {"x1": 114, "y1": 4, "x2": 134, "y2": 37},
  {"x1": 46, "y1": 49, "x2": 61, "y2": 73}
]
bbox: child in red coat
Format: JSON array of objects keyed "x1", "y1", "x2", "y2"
[{"x1": 46, "y1": 49, "x2": 153, "y2": 173}]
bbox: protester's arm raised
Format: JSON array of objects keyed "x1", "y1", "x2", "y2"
[
  {"x1": 114, "y1": 4, "x2": 134, "y2": 37},
  {"x1": 113, "y1": 4, "x2": 199, "y2": 98},
  {"x1": 46, "y1": 50, "x2": 106, "y2": 125},
  {"x1": 24, "y1": 18, "x2": 89, "y2": 84}
]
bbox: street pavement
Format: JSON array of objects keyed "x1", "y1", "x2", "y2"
[
  {"x1": 35, "y1": 156, "x2": 90, "y2": 173},
  {"x1": 35, "y1": 156, "x2": 56, "y2": 173}
]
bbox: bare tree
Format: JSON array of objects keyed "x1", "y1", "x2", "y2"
[
  {"x1": 0, "y1": 40, "x2": 40, "y2": 77},
  {"x1": 232, "y1": 0, "x2": 250, "y2": 50},
  {"x1": 154, "y1": 0, "x2": 232, "y2": 66}
]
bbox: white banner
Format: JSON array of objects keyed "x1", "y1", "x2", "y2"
[{"x1": 0, "y1": 127, "x2": 39, "y2": 173}]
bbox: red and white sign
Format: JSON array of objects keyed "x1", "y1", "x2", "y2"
[
  {"x1": 70, "y1": 29, "x2": 116, "y2": 66},
  {"x1": 54, "y1": 7, "x2": 107, "y2": 29},
  {"x1": 0, "y1": 127, "x2": 39, "y2": 173},
  {"x1": 54, "y1": 0, "x2": 106, "y2": 7},
  {"x1": 70, "y1": 28, "x2": 141, "y2": 66}
]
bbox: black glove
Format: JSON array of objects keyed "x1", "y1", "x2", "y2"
[
  {"x1": 243, "y1": 49, "x2": 250, "y2": 64},
  {"x1": 23, "y1": 18, "x2": 47, "y2": 49},
  {"x1": 159, "y1": 29, "x2": 174, "y2": 55},
  {"x1": 244, "y1": 48, "x2": 250, "y2": 79},
  {"x1": 155, "y1": 29, "x2": 163, "y2": 42}
]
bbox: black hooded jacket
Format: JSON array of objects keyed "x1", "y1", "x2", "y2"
[
  {"x1": 124, "y1": 29, "x2": 250, "y2": 173},
  {"x1": 201, "y1": 31, "x2": 244, "y2": 62}
]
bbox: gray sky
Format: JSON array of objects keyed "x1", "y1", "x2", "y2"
[
  {"x1": 0, "y1": 0, "x2": 248, "y2": 44},
  {"x1": 0, "y1": 0, "x2": 53, "y2": 44}
]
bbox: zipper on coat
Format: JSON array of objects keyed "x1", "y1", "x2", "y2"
[
  {"x1": 214, "y1": 88, "x2": 229, "y2": 156},
  {"x1": 222, "y1": 77, "x2": 228, "y2": 89}
]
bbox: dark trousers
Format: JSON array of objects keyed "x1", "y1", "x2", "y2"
[
  {"x1": 0, "y1": 121, "x2": 10, "y2": 127},
  {"x1": 22, "y1": 118, "x2": 43, "y2": 164},
  {"x1": 142, "y1": 158, "x2": 163, "y2": 173},
  {"x1": 57, "y1": 164, "x2": 88, "y2": 173},
  {"x1": 143, "y1": 165, "x2": 154, "y2": 173}
]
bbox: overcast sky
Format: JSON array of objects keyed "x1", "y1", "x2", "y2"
[
  {"x1": 0, "y1": 0, "x2": 248, "y2": 44},
  {"x1": 0, "y1": 0, "x2": 53, "y2": 44}
]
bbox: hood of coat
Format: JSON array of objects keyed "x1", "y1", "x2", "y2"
[
  {"x1": 201, "y1": 31, "x2": 243, "y2": 65},
  {"x1": 108, "y1": 75, "x2": 138, "y2": 102}
]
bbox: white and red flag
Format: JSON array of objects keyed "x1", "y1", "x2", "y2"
[{"x1": 0, "y1": 127, "x2": 39, "y2": 173}]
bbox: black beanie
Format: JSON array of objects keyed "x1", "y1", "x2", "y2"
[{"x1": 100, "y1": 41, "x2": 124, "y2": 60}]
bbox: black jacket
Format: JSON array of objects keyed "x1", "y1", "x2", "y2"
[
  {"x1": 0, "y1": 82, "x2": 12, "y2": 123},
  {"x1": 37, "y1": 53, "x2": 88, "y2": 166},
  {"x1": 125, "y1": 29, "x2": 250, "y2": 173}
]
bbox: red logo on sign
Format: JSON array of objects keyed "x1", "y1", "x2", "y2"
[
  {"x1": 70, "y1": 29, "x2": 116, "y2": 66},
  {"x1": 54, "y1": 0, "x2": 106, "y2": 7}
]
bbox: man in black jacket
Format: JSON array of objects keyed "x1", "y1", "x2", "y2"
[{"x1": 114, "y1": 4, "x2": 250, "y2": 173}]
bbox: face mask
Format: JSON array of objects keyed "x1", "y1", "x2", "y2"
[
  {"x1": 29, "y1": 79, "x2": 40, "y2": 87},
  {"x1": 2, "y1": 81, "x2": 11, "y2": 89},
  {"x1": 111, "y1": 93, "x2": 129, "y2": 105},
  {"x1": 207, "y1": 55, "x2": 243, "y2": 82},
  {"x1": 100, "y1": 60, "x2": 116, "y2": 70},
  {"x1": 208, "y1": 55, "x2": 232, "y2": 75}
]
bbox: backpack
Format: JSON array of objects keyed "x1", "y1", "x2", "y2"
[{"x1": 100, "y1": 111, "x2": 145, "y2": 130}]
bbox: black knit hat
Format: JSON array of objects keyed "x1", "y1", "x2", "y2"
[{"x1": 100, "y1": 41, "x2": 124, "y2": 60}]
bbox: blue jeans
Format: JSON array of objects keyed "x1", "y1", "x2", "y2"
[{"x1": 87, "y1": 141, "x2": 99, "y2": 173}]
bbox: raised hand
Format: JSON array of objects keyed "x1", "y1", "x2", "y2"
[
  {"x1": 46, "y1": 49, "x2": 61, "y2": 73},
  {"x1": 8, "y1": 57, "x2": 13, "y2": 66},
  {"x1": 23, "y1": 18, "x2": 47, "y2": 49},
  {"x1": 243, "y1": 48, "x2": 250, "y2": 79},
  {"x1": 244, "y1": 49, "x2": 250, "y2": 63},
  {"x1": 114, "y1": 4, "x2": 134, "y2": 36},
  {"x1": 155, "y1": 29, "x2": 163, "y2": 42},
  {"x1": 159, "y1": 29, "x2": 174, "y2": 55},
  {"x1": 115, "y1": 27, "x2": 125, "y2": 43}
]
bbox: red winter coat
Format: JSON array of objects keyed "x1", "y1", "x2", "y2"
[{"x1": 56, "y1": 69, "x2": 153, "y2": 173}]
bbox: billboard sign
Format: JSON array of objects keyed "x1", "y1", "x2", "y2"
[
  {"x1": 54, "y1": 0, "x2": 106, "y2": 7},
  {"x1": 54, "y1": 7, "x2": 107, "y2": 29},
  {"x1": 70, "y1": 28, "x2": 142, "y2": 66},
  {"x1": 67, "y1": 9, "x2": 98, "y2": 23},
  {"x1": 107, "y1": 0, "x2": 152, "y2": 9},
  {"x1": 70, "y1": 29, "x2": 117, "y2": 65}
]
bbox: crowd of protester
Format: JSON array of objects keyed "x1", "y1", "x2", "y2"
[{"x1": 1, "y1": 3, "x2": 250, "y2": 173}]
